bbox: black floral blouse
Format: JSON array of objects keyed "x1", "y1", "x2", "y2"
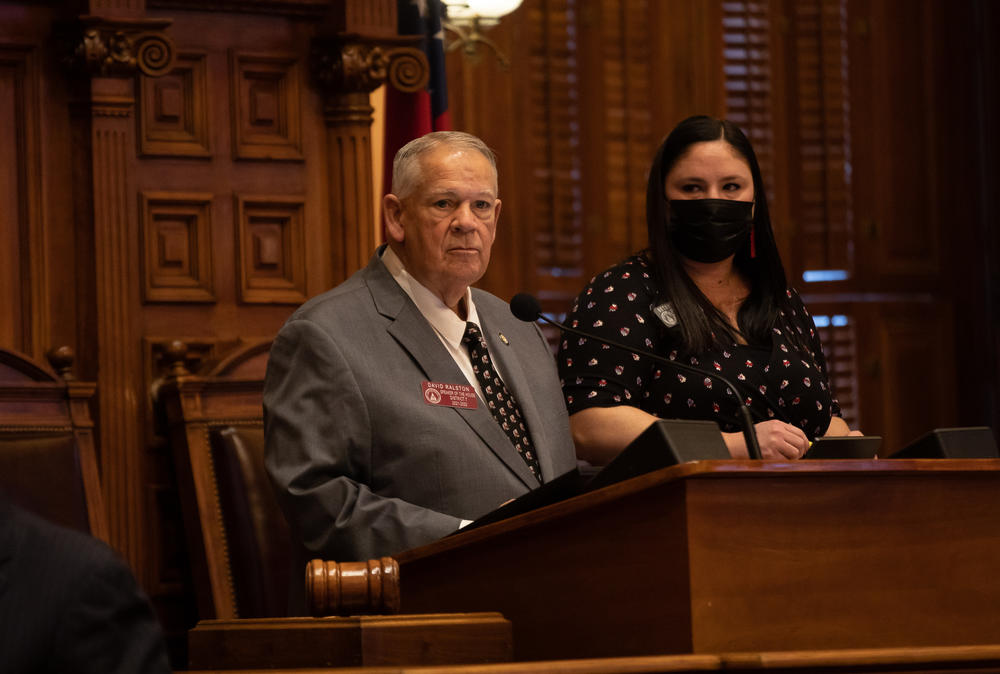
[{"x1": 558, "y1": 254, "x2": 842, "y2": 440}]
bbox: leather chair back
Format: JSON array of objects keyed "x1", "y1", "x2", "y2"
[
  {"x1": 210, "y1": 426, "x2": 291, "y2": 618},
  {"x1": 157, "y1": 339, "x2": 294, "y2": 619},
  {"x1": 0, "y1": 433, "x2": 90, "y2": 533}
]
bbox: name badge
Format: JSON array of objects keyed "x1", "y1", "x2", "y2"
[{"x1": 422, "y1": 381, "x2": 478, "y2": 409}]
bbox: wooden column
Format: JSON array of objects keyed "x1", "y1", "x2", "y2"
[
  {"x1": 66, "y1": 12, "x2": 174, "y2": 572},
  {"x1": 312, "y1": 8, "x2": 428, "y2": 282},
  {"x1": 321, "y1": 83, "x2": 379, "y2": 282}
]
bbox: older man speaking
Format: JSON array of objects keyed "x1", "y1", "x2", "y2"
[{"x1": 264, "y1": 131, "x2": 576, "y2": 563}]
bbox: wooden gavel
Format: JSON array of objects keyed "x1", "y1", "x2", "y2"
[{"x1": 305, "y1": 557, "x2": 400, "y2": 617}]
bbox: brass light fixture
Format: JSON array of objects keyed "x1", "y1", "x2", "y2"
[{"x1": 441, "y1": 0, "x2": 524, "y2": 69}]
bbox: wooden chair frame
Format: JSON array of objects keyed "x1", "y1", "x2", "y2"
[
  {"x1": 157, "y1": 339, "x2": 272, "y2": 619},
  {"x1": 0, "y1": 347, "x2": 108, "y2": 541}
]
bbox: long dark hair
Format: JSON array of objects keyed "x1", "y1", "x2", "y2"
[{"x1": 646, "y1": 115, "x2": 794, "y2": 353}]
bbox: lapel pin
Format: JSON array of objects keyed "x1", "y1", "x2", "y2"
[{"x1": 498, "y1": 332, "x2": 509, "y2": 345}]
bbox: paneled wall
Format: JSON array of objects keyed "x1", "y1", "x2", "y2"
[
  {"x1": 447, "y1": 0, "x2": 1000, "y2": 452},
  {"x1": 0, "y1": 0, "x2": 425, "y2": 660}
]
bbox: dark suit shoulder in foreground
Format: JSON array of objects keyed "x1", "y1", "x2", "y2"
[{"x1": 0, "y1": 501, "x2": 172, "y2": 674}]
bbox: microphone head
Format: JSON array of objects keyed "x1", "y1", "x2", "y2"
[{"x1": 510, "y1": 293, "x2": 542, "y2": 322}]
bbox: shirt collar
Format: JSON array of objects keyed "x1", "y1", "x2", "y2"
[{"x1": 381, "y1": 246, "x2": 480, "y2": 347}]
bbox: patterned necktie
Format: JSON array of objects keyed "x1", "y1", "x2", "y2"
[{"x1": 462, "y1": 322, "x2": 541, "y2": 483}]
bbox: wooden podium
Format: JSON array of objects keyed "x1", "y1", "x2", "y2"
[{"x1": 394, "y1": 459, "x2": 1000, "y2": 661}]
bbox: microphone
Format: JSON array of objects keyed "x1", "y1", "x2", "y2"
[{"x1": 511, "y1": 293, "x2": 763, "y2": 460}]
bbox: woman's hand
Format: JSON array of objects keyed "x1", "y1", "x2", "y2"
[
  {"x1": 724, "y1": 419, "x2": 810, "y2": 459},
  {"x1": 755, "y1": 419, "x2": 811, "y2": 458}
]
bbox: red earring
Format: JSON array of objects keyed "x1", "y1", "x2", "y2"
[{"x1": 750, "y1": 223, "x2": 756, "y2": 258}]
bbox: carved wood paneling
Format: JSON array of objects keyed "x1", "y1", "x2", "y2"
[
  {"x1": 140, "y1": 191, "x2": 215, "y2": 303},
  {"x1": 139, "y1": 52, "x2": 210, "y2": 157},
  {"x1": 234, "y1": 194, "x2": 307, "y2": 303},
  {"x1": 229, "y1": 51, "x2": 303, "y2": 161},
  {"x1": 0, "y1": 45, "x2": 45, "y2": 357},
  {"x1": 851, "y1": 0, "x2": 940, "y2": 278},
  {"x1": 72, "y1": 17, "x2": 176, "y2": 78},
  {"x1": 873, "y1": 304, "x2": 958, "y2": 452}
]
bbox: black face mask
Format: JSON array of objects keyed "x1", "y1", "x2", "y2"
[{"x1": 669, "y1": 198, "x2": 754, "y2": 263}]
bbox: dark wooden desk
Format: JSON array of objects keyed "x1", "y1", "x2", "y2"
[{"x1": 395, "y1": 459, "x2": 1000, "y2": 660}]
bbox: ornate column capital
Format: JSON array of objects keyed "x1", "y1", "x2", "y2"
[
  {"x1": 64, "y1": 16, "x2": 176, "y2": 78},
  {"x1": 311, "y1": 36, "x2": 429, "y2": 98}
]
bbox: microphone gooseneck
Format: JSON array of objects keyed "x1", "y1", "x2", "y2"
[{"x1": 511, "y1": 293, "x2": 763, "y2": 460}]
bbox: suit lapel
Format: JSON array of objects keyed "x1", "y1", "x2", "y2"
[
  {"x1": 478, "y1": 310, "x2": 557, "y2": 483},
  {"x1": 365, "y1": 252, "x2": 537, "y2": 489}
]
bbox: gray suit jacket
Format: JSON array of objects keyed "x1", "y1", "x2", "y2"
[{"x1": 264, "y1": 248, "x2": 576, "y2": 561}]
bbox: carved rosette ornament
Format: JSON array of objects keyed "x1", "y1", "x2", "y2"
[
  {"x1": 67, "y1": 17, "x2": 175, "y2": 78},
  {"x1": 311, "y1": 38, "x2": 429, "y2": 96}
]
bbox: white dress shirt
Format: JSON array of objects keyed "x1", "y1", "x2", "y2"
[{"x1": 381, "y1": 246, "x2": 509, "y2": 401}]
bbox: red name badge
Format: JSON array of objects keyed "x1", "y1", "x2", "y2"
[{"x1": 422, "y1": 381, "x2": 478, "y2": 409}]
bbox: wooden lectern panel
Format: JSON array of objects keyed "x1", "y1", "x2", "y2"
[{"x1": 395, "y1": 459, "x2": 1000, "y2": 661}]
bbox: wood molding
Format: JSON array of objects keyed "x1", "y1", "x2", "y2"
[
  {"x1": 234, "y1": 193, "x2": 308, "y2": 304},
  {"x1": 139, "y1": 191, "x2": 216, "y2": 303},
  {"x1": 229, "y1": 50, "x2": 304, "y2": 161},
  {"x1": 138, "y1": 51, "x2": 211, "y2": 157}
]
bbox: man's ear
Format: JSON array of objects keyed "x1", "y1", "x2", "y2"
[
  {"x1": 494, "y1": 198, "x2": 502, "y2": 225},
  {"x1": 383, "y1": 194, "x2": 405, "y2": 244}
]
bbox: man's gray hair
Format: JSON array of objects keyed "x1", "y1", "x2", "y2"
[{"x1": 391, "y1": 131, "x2": 498, "y2": 200}]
